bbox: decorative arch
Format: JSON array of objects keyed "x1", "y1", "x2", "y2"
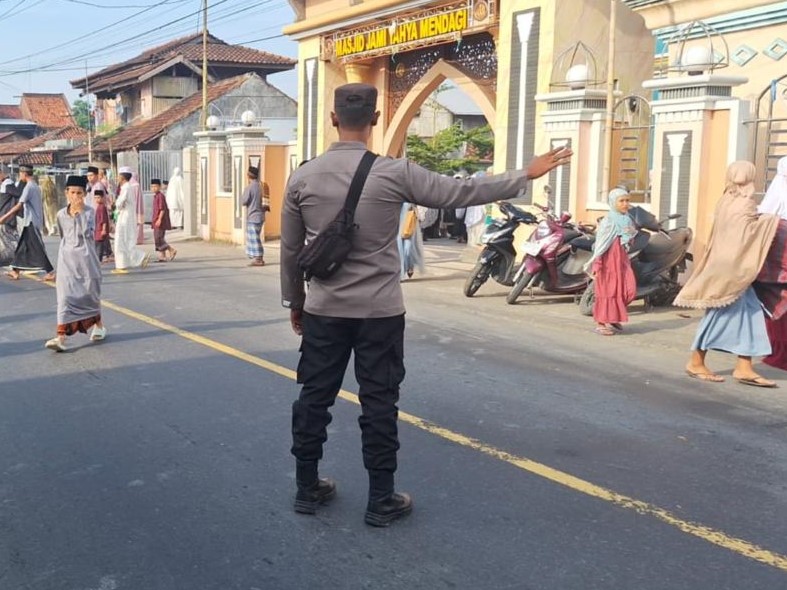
[{"x1": 382, "y1": 59, "x2": 496, "y2": 158}]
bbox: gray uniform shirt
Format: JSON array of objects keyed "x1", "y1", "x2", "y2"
[
  {"x1": 19, "y1": 180, "x2": 44, "y2": 230},
  {"x1": 280, "y1": 141, "x2": 530, "y2": 318},
  {"x1": 242, "y1": 180, "x2": 264, "y2": 224}
]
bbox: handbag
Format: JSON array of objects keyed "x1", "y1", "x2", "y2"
[
  {"x1": 400, "y1": 207, "x2": 417, "y2": 239},
  {"x1": 297, "y1": 151, "x2": 378, "y2": 281}
]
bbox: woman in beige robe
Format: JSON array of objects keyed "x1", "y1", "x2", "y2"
[{"x1": 677, "y1": 161, "x2": 780, "y2": 387}]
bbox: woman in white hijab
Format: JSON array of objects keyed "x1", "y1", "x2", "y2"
[
  {"x1": 167, "y1": 167, "x2": 185, "y2": 230},
  {"x1": 759, "y1": 157, "x2": 787, "y2": 219}
]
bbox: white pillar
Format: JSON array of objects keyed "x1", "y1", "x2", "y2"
[
  {"x1": 515, "y1": 12, "x2": 535, "y2": 170},
  {"x1": 666, "y1": 133, "x2": 687, "y2": 229}
]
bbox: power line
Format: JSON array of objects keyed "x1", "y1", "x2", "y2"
[
  {"x1": 0, "y1": 0, "x2": 281, "y2": 78},
  {"x1": 0, "y1": 0, "x2": 193, "y2": 68}
]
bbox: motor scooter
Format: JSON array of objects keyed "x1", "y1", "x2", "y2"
[
  {"x1": 463, "y1": 202, "x2": 537, "y2": 297},
  {"x1": 578, "y1": 206, "x2": 693, "y2": 315},
  {"x1": 506, "y1": 205, "x2": 596, "y2": 304}
]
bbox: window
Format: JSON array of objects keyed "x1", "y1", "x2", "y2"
[{"x1": 220, "y1": 149, "x2": 232, "y2": 193}]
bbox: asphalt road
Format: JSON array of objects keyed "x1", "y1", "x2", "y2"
[{"x1": 1, "y1": 235, "x2": 786, "y2": 590}]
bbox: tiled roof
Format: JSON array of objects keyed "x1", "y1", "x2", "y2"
[
  {"x1": 0, "y1": 105, "x2": 22, "y2": 119},
  {"x1": 0, "y1": 126, "x2": 86, "y2": 158},
  {"x1": 70, "y1": 32, "x2": 295, "y2": 93},
  {"x1": 17, "y1": 152, "x2": 55, "y2": 166},
  {"x1": 67, "y1": 74, "x2": 250, "y2": 158},
  {"x1": 19, "y1": 94, "x2": 75, "y2": 129}
]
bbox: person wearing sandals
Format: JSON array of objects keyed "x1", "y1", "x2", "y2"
[
  {"x1": 584, "y1": 188, "x2": 637, "y2": 336},
  {"x1": 112, "y1": 167, "x2": 150, "y2": 274},
  {"x1": 45, "y1": 175, "x2": 106, "y2": 352},
  {"x1": 675, "y1": 161, "x2": 779, "y2": 387},
  {"x1": 150, "y1": 179, "x2": 176, "y2": 262}
]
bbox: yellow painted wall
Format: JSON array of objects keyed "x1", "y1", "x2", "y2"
[{"x1": 261, "y1": 145, "x2": 288, "y2": 240}]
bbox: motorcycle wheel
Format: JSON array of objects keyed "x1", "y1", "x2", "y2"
[
  {"x1": 579, "y1": 282, "x2": 595, "y2": 316},
  {"x1": 464, "y1": 262, "x2": 491, "y2": 297},
  {"x1": 506, "y1": 270, "x2": 534, "y2": 305}
]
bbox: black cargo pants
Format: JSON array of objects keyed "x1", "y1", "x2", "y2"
[{"x1": 291, "y1": 312, "x2": 406, "y2": 473}]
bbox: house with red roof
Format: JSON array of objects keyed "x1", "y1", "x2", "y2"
[
  {"x1": 65, "y1": 72, "x2": 296, "y2": 164},
  {"x1": 0, "y1": 94, "x2": 75, "y2": 144},
  {"x1": 70, "y1": 31, "x2": 296, "y2": 130}
]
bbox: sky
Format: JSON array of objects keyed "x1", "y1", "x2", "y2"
[{"x1": 0, "y1": 0, "x2": 299, "y2": 106}]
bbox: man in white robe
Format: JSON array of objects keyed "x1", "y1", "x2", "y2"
[{"x1": 112, "y1": 166, "x2": 149, "y2": 274}]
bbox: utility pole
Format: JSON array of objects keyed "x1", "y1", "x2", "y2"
[
  {"x1": 86, "y1": 61, "x2": 93, "y2": 164},
  {"x1": 601, "y1": 0, "x2": 617, "y2": 199},
  {"x1": 201, "y1": 0, "x2": 208, "y2": 129}
]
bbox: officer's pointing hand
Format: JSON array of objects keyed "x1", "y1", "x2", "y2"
[{"x1": 526, "y1": 147, "x2": 573, "y2": 180}]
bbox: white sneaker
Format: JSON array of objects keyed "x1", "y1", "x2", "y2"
[
  {"x1": 45, "y1": 337, "x2": 67, "y2": 352},
  {"x1": 90, "y1": 326, "x2": 107, "y2": 342}
]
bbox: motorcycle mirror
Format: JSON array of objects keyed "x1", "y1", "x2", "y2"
[{"x1": 668, "y1": 213, "x2": 682, "y2": 220}]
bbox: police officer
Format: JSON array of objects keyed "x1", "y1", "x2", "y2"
[{"x1": 280, "y1": 83, "x2": 572, "y2": 526}]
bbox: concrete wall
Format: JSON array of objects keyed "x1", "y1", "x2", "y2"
[{"x1": 159, "y1": 76, "x2": 298, "y2": 152}]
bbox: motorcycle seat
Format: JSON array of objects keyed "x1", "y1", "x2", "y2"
[
  {"x1": 562, "y1": 228, "x2": 582, "y2": 244},
  {"x1": 570, "y1": 236, "x2": 595, "y2": 251},
  {"x1": 640, "y1": 229, "x2": 690, "y2": 261}
]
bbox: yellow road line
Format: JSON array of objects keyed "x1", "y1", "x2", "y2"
[{"x1": 27, "y1": 279, "x2": 787, "y2": 572}]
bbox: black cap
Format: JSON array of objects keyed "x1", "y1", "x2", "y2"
[
  {"x1": 19, "y1": 165, "x2": 33, "y2": 174},
  {"x1": 163, "y1": 179, "x2": 169, "y2": 185},
  {"x1": 151, "y1": 178, "x2": 161, "y2": 185},
  {"x1": 334, "y1": 83, "x2": 377, "y2": 112},
  {"x1": 248, "y1": 166, "x2": 259, "y2": 177},
  {"x1": 87, "y1": 166, "x2": 99, "y2": 174},
  {"x1": 65, "y1": 175, "x2": 88, "y2": 189},
  {"x1": 93, "y1": 189, "x2": 105, "y2": 196}
]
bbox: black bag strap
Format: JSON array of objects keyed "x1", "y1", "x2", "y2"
[{"x1": 342, "y1": 150, "x2": 378, "y2": 218}]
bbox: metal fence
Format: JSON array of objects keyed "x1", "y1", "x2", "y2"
[{"x1": 117, "y1": 150, "x2": 182, "y2": 223}]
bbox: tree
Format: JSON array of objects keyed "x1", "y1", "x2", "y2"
[
  {"x1": 406, "y1": 123, "x2": 493, "y2": 175},
  {"x1": 72, "y1": 99, "x2": 91, "y2": 130}
]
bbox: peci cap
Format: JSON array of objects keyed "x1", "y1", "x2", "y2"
[
  {"x1": 87, "y1": 166, "x2": 99, "y2": 174},
  {"x1": 248, "y1": 166, "x2": 259, "y2": 177},
  {"x1": 19, "y1": 164, "x2": 33, "y2": 174},
  {"x1": 334, "y1": 83, "x2": 377, "y2": 112},
  {"x1": 118, "y1": 166, "x2": 133, "y2": 175},
  {"x1": 151, "y1": 178, "x2": 161, "y2": 185},
  {"x1": 93, "y1": 189, "x2": 105, "y2": 196},
  {"x1": 65, "y1": 175, "x2": 88, "y2": 189}
]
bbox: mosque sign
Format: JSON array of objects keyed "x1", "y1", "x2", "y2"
[{"x1": 322, "y1": 0, "x2": 495, "y2": 63}]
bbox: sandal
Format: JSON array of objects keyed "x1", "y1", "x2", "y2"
[
  {"x1": 686, "y1": 369, "x2": 724, "y2": 383},
  {"x1": 4, "y1": 270, "x2": 19, "y2": 280},
  {"x1": 594, "y1": 326, "x2": 615, "y2": 336},
  {"x1": 735, "y1": 376, "x2": 777, "y2": 388}
]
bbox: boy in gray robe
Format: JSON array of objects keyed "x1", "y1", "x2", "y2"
[{"x1": 45, "y1": 175, "x2": 106, "y2": 352}]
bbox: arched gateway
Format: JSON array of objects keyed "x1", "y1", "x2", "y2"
[{"x1": 284, "y1": 0, "x2": 654, "y2": 177}]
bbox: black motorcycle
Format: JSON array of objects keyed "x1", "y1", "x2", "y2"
[
  {"x1": 578, "y1": 206, "x2": 693, "y2": 315},
  {"x1": 463, "y1": 202, "x2": 537, "y2": 297}
]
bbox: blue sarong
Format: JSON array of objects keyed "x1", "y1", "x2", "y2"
[
  {"x1": 246, "y1": 222, "x2": 263, "y2": 258},
  {"x1": 692, "y1": 287, "x2": 772, "y2": 357}
]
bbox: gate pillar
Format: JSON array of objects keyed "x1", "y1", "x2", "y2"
[
  {"x1": 535, "y1": 89, "x2": 618, "y2": 224},
  {"x1": 194, "y1": 129, "x2": 226, "y2": 241},
  {"x1": 643, "y1": 74, "x2": 748, "y2": 251},
  {"x1": 226, "y1": 126, "x2": 270, "y2": 245}
]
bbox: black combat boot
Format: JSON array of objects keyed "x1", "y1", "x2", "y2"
[
  {"x1": 293, "y1": 460, "x2": 336, "y2": 515},
  {"x1": 364, "y1": 469, "x2": 412, "y2": 527}
]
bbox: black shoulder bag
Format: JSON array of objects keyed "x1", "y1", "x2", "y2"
[{"x1": 297, "y1": 150, "x2": 378, "y2": 281}]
